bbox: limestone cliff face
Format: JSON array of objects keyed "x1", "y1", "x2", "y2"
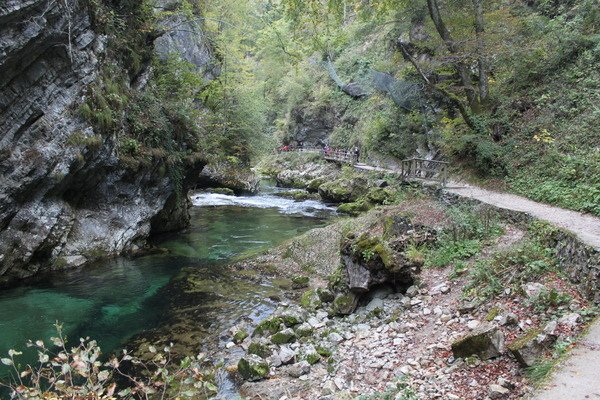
[{"x1": 0, "y1": 0, "x2": 211, "y2": 285}]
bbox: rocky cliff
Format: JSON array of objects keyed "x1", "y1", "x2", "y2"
[{"x1": 0, "y1": 0, "x2": 213, "y2": 285}]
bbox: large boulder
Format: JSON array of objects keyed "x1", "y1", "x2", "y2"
[
  {"x1": 341, "y1": 233, "x2": 414, "y2": 293},
  {"x1": 508, "y1": 326, "x2": 557, "y2": 367},
  {"x1": 451, "y1": 322, "x2": 505, "y2": 360},
  {"x1": 333, "y1": 292, "x2": 359, "y2": 315},
  {"x1": 197, "y1": 162, "x2": 259, "y2": 194},
  {"x1": 318, "y1": 178, "x2": 367, "y2": 203}
]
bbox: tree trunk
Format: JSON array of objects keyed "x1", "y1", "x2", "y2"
[
  {"x1": 426, "y1": 0, "x2": 478, "y2": 110},
  {"x1": 473, "y1": 0, "x2": 488, "y2": 106},
  {"x1": 398, "y1": 42, "x2": 478, "y2": 132}
]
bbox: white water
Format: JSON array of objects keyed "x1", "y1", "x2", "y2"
[{"x1": 191, "y1": 191, "x2": 336, "y2": 217}]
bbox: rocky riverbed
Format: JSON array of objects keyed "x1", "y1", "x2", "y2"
[{"x1": 208, "y1": 196, "x2": 596, "y2": 399}]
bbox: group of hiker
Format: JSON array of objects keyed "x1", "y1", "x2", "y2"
[{"x1": 277, "y1": 142, "x2": 360, "y2": 163}]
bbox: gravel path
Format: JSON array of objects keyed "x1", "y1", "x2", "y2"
[
  {"x1": 354, "y1": 164, "x2": 600, "y2": 250},
  {"x1": 441, "y1": 181, "x2": 600, "y2": 400},
  {"x1": 444, "y1": 182, "x2": 600, "y2": 250},
  {"x1": 530, "y1": 320, "x2": 600, "y2": 400}
]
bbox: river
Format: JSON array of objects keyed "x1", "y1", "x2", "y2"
[{"x1": 0, "y1": 184, "x2": 335, "y2": 371}]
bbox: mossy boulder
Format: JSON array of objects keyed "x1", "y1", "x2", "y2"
[
  {"x1": 307, "y1": 177, "x2": 327, "y2": 193},
  {"x1": 508, "y1": 327, "x2": 556, "y2": 367},
  {"x1": 271, "y1": 328, "x2": 296, "y2": 344},
  {"x1": 337, "y1": 199, "x2": 373, "y2": 216},
  {"x1": 247, "y1": 341, "x2": 272, "y2": 358},
  {"x1": 300, "y1": 289, "x2": 322, "y2": 310},
  {"x1": 451, "y1": 322, "x2": 505, "y2": 360},
  {"x1": 237, "y1": 354, "x2": 269, "y2": 381},
  {"x1": 279, "y1": 308, "x2": 306, "y2": 327},
  {"x1": 333, "y1": 292, "x2": 359, "y2": 315},
  {"x1": 292, "y1": 275, "x2": 310, "y2": 289},
  {"x1": 366, "y1": 187, "x2": 395, "y2": 205},
  {"x1": 233, "y1": 329, "x2": 249, "y2": 344},
  {"x1": 274, "y1": 190, "x2": 319, "y2": 201},
  {"x1": 318, "y1": 178, "x2": 366, "y2": 203},
  {"x1": 254, "y1": 317, "x2": 284, "y2": 336},
  {"x1": 317, "y1": 288, "x2": 335, "y2": 303},
  {"x1": 295, "y1": 323, "x2": 314, "y2": 338}
]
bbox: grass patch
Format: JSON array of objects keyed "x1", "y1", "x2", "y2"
[
  {"x1": 425, "y1": 239, "x2": 481, "y2": 268},
  {"x1": 464, "y1": 236, "x2": 558, "y2": 300}
]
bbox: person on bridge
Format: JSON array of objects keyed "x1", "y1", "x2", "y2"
[{"x1": 353, "y1": 146, "x2": 360, "y2": 163}]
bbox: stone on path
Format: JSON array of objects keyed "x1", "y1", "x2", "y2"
[{"x1": 451, "y1": 322, "x2": 505, "y2": 360}]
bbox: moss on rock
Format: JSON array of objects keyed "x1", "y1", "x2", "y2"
[
  {"x1": 233, "y1": 329, "x2": 248, "y2": 344},
  {"x1": 247, "y1": 341, "x2": 271, "y2": 358},
  {"x1": 292, "y1": 275, "x2": 310, "y2": 289},
  {"x1": 366, "y1": 187, "x2": 396, "y2": 205},
  {"x1": 237, "y1": 355, "x2": 269, "y2": 381},
  {"x1": 337, "y1": 200, "x2": 373, "y2": 216},
  {"x1": 254, "y1": 317, "x2": 284, "y2": 336},
  {"x1": 333, "y1": 292, "x2": 358, "y2": 315},
  {"x1": 271, "y1": 328, "x2": 296, "y2": 344},
  {"x1": 300, "y1": 289, "x2": 322, "y2": 310}
]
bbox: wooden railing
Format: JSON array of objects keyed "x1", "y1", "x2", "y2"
[
  {"x1": 277, "y1": 146, "x2": 450, "y2": 186},
  {"x1": 401, "y1": 158, "x2": 449, "y2": 186},
  {"x1": 324, "y1": 148, "x2": 357, "y2": 164}
]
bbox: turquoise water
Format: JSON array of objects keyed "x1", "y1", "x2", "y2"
[{"x1": 0, "y1": 190, "x2": 334, "y2": 369}]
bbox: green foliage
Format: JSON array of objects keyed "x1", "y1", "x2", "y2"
[
  {"x1": 66, "y1": 131, "x2": 103, "y2": 149},
  {"x1": 531, "y1": 288, "x2": 573, "y2": 312},
  {"x1": 464, "y1": 237, "x2": 558, "y2": 299},
  {"x1": 120, "y1": 138, "x2": 140, "y2": 155},
  {"x1": 424, "y1": 205, "x2": 502, "y2": 268},
  {"x1": 526, "y1": 339, "x2": 573, "y2": 383},
  {"x1": 425, "y1": 239, "x2": 481, "y2": 268},
  {"x1": 446, "y1": 133, "x2": 507, "y2": 177}
]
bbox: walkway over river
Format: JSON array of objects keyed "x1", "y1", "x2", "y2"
[{"x1": 280, "y1": 146, "x2": 450, "y2": 186}]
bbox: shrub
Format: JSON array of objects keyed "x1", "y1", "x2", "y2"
[{"x1": 0, "y1": 324, "x2": 217, "y2": 400}]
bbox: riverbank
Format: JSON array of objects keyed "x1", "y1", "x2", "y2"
[{"x1": 205, "y1": 185, "x2": 598, "y2": 399}]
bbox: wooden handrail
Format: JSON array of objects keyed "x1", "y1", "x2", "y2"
[{"x1": 277, "y1": 148, "x2": 449, "y2": 186}]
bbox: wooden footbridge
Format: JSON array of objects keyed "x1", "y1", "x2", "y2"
[{"x1": 277, "y1": 146, "x2": 450, "y2": 186}]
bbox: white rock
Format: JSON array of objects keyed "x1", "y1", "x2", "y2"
[
  {"x1": 467, "y1": 320, "x2": 480, "y2": 330},
  {"x1": 558, "y1": 313, "x2": 581, "y2": 327},
  {"x1": 279, "y1": 346, "x2": 296, "y2": 365}
]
